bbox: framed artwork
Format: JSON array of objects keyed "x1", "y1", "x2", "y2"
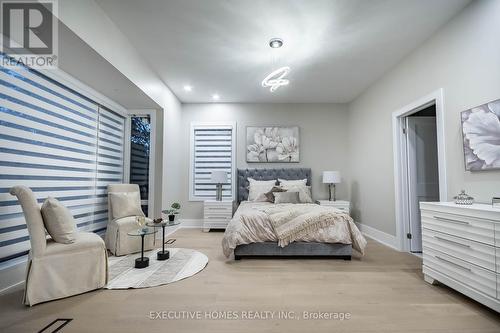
[
  {"x1": 461, "y1": 98, "x2": 500, "y2": 171},
  {"x1": 246, "y1": 126, "x2": 299, "y2": 163}
]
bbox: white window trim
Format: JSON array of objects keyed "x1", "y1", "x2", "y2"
[
  {"x1": 126, "y1": 109, "x2": 157, "y2": 218},
  {"x1": 189, "y1": 121, "x2": 237, "y2": 202}
]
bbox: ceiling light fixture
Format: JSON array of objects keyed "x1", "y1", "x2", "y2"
[
  {"x1": 212, "y1": 94, "x2": 220, "y2": 101},
  {"x1": 183, "y1": 85, "x2": 192, "y2": 92},
  {"x1": 269, "y1": 38, "x2": 283, "y2": 48},
  {"x1": 261, "y1": 66, "x2": 290, "y2": 92}
]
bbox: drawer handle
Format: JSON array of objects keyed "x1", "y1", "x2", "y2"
[
  {"x1": 435, "y1": 256, "x2": 472, "y2": 272},
  {"x1": 433, "y1": 216, "x2": 470, "y2": 225},
  {"x1": 434, "y1": 236, "x2": 471, "y2": 249}
]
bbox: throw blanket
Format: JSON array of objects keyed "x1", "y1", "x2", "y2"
[
  {"x1": 222, "y1": 202, "x2": 367, "y2": 257},
  {"x1": 256, "y1": 205, "x2": 348, "y2": 247}
]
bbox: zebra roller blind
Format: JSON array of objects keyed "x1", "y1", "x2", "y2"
[
  {"x1": 0, "y1": 54, "x2": 125, "y2": 263},
  {"x1": 190, "y1": 123, "x2": 235, "y2": 200}
]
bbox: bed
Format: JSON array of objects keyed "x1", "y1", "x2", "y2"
[{"x1": 221, "y1": 168, "x2": 366, "y2": 260}]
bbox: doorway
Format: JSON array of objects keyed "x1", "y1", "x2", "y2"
[
  {"x1": 405, "y1": 106, "x2": 440, "y2": 252},
  {"x1": 392, "y1": 89, "x2": 447, "y2": 253}
]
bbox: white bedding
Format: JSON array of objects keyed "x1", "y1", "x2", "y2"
[{"x1": 221, "y1": 201, "x2": 367, "y2": 257}]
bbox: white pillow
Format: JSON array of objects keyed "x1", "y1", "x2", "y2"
[
  {"x1": 278, "y1": 178, "x2": 307, "y2": 187},
  {"x1": 253, "y1": 192, "x2": 270, "y2": 202},
  {"x1": 247, "y1": 178, "x2": 276, "y2": 201},
  {"x1": 109, "y1": 191, "x2": 145, "y2": 220},
  {"x1": 282, "y1": 185, "x2": 313, "y2": 203},
  {"x1": 41, "y1": 197, "x2": 76, "y2": 244}
]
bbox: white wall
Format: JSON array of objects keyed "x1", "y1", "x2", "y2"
[
  {"x1": 348, "y1": 0, "x2": 500, "y2": 236},
  {"x1": 58, "y1": 0, "x2": 183, "y2": 216},
  {"x1": 179, "y1": 103, "x2": 349, "y2": 219}
]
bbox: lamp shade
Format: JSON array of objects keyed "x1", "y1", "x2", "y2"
[
  {"x1": 322, "y1": 171, "x2": 341, "y2": 184},
  {"x1": 210, "y1": 170, "x2": 228, "y2": 183}
]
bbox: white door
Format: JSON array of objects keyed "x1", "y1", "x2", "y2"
[{"x1": 406, "y1": 116, "x2": 440, "y2": 252}]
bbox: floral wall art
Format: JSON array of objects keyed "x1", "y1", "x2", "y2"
[
  {"x1": 461, "y1": 98, "x2": 500, "y2": 171},
  {"x1": 246, "y1": 126, "x2": 299, "y2": 163}
]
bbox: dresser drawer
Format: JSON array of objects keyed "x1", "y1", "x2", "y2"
[
  {"x1": 204, "y1": 206, "x2": 233, "y2": 214},
  {"x1": 204, "y1": 201, "x2": 233, "y2": 208},
  {"x1": 422, "y1": 229, "x2": 496, "y2": 272},
  {"x1": 421, "y1": 210, "x2": 495, "y2": 246},
  {"x1": 423, "y1": 248, "x2": 497, "y2": 298},
  {"x1": 204, "y1": 214, "x2": 232, "y2": 220}
]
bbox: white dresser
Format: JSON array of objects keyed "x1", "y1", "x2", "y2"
[
  {"x1": 420, "y1": 202, "x2": 500, "y2": 312},
  {"x1": 203, "y1": 200, "x2": 234, "y2": 232},
  {"x1": 316, "y1": 200, "x2": 350, "y2": 215}
]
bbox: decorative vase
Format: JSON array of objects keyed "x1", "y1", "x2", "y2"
[{"x1": 168, "y1": 214, "x2": 175, "y2": 222}]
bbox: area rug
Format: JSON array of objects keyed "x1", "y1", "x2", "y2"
[{"x1": 105, "y1": 248, "x2": 208, "y2": 289}]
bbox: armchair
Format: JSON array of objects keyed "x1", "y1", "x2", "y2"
[
  {"x1": 9, "y1": 186, "x2": 107, "y2": 306},
  {"x1": 104, "y1": 184, "x2": 154, "y2": 256}
]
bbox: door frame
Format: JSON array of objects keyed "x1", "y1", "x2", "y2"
[
  {"x1": 126, "y1": 109, "x2": 156, "y2": 218},
  {"x1": 392, "y1": 89, "x2": 447, "y2": 252}
]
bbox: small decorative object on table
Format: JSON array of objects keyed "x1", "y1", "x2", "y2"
[
  {"x1": 162, "y1": 202, "x2": 181, "y2": 222},
  {"x1": 136, "y1": 216, "x2": 147, "y2": 232},
  {"x1": 454, "y1": 190, "x2": 474, "y2": 205},
  {"x1": 492, "y1": 197, "x2": 500, "y2": 208}
]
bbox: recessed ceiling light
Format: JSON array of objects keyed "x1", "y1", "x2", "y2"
[
  {"x1": 212, "y1": 94, "x2": 220, "y2": 101},
  {"x1": 269, "y1": 38, "x2": 283, "y2": 48},
  {"x1": 183, "y1": 85, "x2": 192, "y2": 92}
]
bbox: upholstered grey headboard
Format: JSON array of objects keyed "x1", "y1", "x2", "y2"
[{"x1": 237, "y1": 168, "x2": 312, "y2": 202}]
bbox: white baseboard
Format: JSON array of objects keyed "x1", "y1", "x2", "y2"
[{"x1": 355, "y1": 222, "x2": 399, "y2": 251}]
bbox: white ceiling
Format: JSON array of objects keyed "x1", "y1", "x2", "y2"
[
  {"x1": 58, "y1": 22, "x2": 159, "y2": 109},
  {"x1": 96, "y1": 0, "x2": 470, "y2": 103}
]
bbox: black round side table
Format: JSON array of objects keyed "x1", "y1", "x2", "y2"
[
  {"x1": 146, "y1": 220, "x2": 181, "y2": 260},
  {"x1": 127, "y1": 228, "x2": 157, "y2": 268}
]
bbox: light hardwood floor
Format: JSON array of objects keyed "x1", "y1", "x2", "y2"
[{"x1": 0, "y1": 228, "x2": 499, "y2": 332}]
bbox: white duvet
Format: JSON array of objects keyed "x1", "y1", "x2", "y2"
[{"x1": 222, "y1": 201, "x2": 367, "y2": 257}]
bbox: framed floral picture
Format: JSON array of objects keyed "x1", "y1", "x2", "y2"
[
  {"x1": 461, "y1": 98, "x2": 500, "y2": 171},
  {"x1": 246, "y1": 126, "x2": 299, "y2": 163}
]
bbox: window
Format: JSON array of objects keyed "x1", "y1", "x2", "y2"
[
  {"x1": 189, "y1": 122, "x2": 236, "y2": 201},
  {"x1": 129, "y1": 115, "x2": 152, "y2": 215},
  {"x1": 0, "y1": 54, "x2": 125, "y2": 264}
]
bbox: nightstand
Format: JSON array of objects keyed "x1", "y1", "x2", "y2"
[
  {"x1": 316, "y1": 200, "x2": 350, "y2": 215},
  {"x1": 203, "y1": 200, "x2": 234, "y2": 232}
]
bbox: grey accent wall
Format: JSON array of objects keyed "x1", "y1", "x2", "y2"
[
  {"x1": 178, "y1": 103, "x2": 349, "y2": 219},
  {"x1": 348, "y1": 0, "x2": 500, "y2": 236}
]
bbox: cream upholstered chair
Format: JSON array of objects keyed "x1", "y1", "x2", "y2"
[
  {"x1": 9, "y1": 186, "x2": 107, "y2": 306},
  {"x1": 105, "y1": 184, "x2": 154, "y2": 256}
]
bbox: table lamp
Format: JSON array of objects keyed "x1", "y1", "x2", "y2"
[
  {"x1": 322, "y1": 171, "x2": 341, "y2": 201},
  {"x1": 211, "y1": 170, "x2": 228, "y2": 201}
]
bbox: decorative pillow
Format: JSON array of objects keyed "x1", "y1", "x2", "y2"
[
  {"x1": 284, "y1": 185, "x2": 313, "y2": 203},
  {"x1": 41, "y1": 197, "x2": 76, "y2": 244},
  {"x1": 109, "y1": 191, "x2": 145, "y2": 220},
  {"x1": 247, "y1": 178, "x2": 277, "y2": 201},
  {"x1": 278, "y1": 178, "x2": 307, "y2": 187},
  {"x1": 274, "y1": 191, "x2": 300, "y2": 204},
  {"x1": 253, "y1": 192, "x2": 270, "y2": 202},
  {"x1": 265, "y1": 186, "x2": 287, "y2": 203}
]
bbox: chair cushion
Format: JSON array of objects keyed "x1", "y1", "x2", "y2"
[
  {"x1": 45, "y1": 232, "x2": 105, "y2": 256},
  {"x1": 109, "y1": 191, "x2": 144, "y2": 219},
  {"x1": 41, "y1": 197, "x2": 76, "y2": 244}
]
